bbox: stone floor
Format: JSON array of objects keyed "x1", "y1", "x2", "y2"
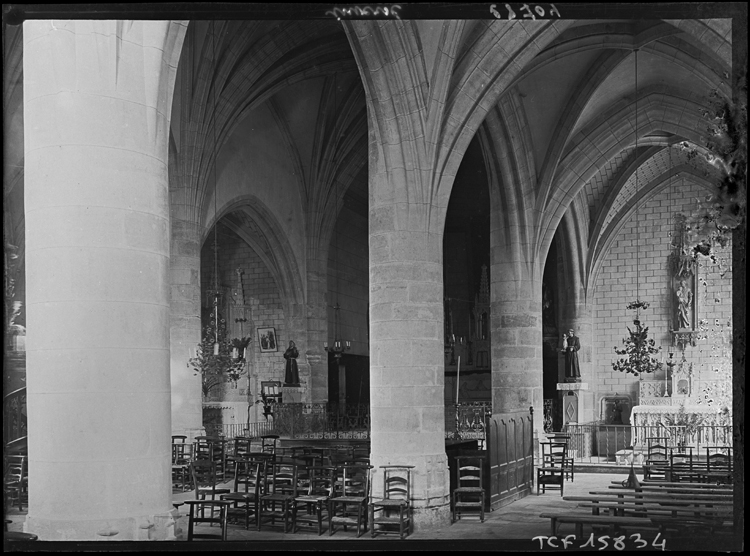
[{"x1": 6, "y1": 468, "x2": 739, "y2": 551}]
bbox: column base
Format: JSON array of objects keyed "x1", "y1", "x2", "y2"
[
  {"x1": 25, "y1": 508, "x2": 180, "y2": 541},
  {"x1": 411, "y1": 500, "x2": 452, "y2": 532}
]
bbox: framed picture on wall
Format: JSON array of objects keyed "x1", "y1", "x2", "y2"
[{"x1": 257, "y1": 327, "x2": 278, "y2": 353}]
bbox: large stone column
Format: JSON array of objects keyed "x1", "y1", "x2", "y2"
[
  {"x1": 169, "y1": 218, "x2": 204, "y2": 439},
  {"x1": 23, "y1": 20, "x2": 184, "y2": 540},
  {"x1": 491, "y1": 262, "x2": 544, "y2": 434},
  {"x1": 369, "y1": 209, "x2": 450, "y2": 530}
]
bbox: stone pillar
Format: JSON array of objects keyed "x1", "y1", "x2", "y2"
[
  {"x1": 169, "y1": 218, "x2": 204, "y2": 440},
  {"x1": 491, "y1": 265, "x2": 544, "y2": 434},
  {"x1": 23, "y1": 20, "x2": 183, "y2": 540},
  {"x1": 306, "y1": 250, "x2": 328, "y2": 403},
  {"x1": 369, "y1": 226, "x2": 450, "y2": 530}
]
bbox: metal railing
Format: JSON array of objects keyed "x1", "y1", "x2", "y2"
[
  {"x1": 444, "y1": 402, "x2": 492, "y2": 448},
  {"x1": 561, "y1": 422, "x2": 733, "y2": 463},
  {"x1": 3, "y1": 386, "x2": 26, "y2": 446},
  {"x1": 221, "y1": 403, "x2": 371, "y2": 440},
  {"x1": 203, "y1": 420, "x2": 275, "y2": 439}
]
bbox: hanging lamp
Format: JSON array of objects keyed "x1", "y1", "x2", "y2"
[
  {"x1": 324, "y1": 73, "x2": 351, "y2": 360},
  {"x1": 187, "y1": 21, "x2": 246, "y2": 397}
]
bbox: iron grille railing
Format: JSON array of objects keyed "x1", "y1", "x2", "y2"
[
  {"x1": 203, "y1": 421, "x2": 274, "y2": 439},
  {"x1": 561, "y1": 422, "x2": 733, "y2": 463},
  {"x1": 265, "y1": 403, "x2": 370, "y2": 440},
  {"x1": 444, "y1": 402, "x2": 492, "y2": 448},
  {"x1": 3, "y1": 386, "x2": 26, "y2": 445}
]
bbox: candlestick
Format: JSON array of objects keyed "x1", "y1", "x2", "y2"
[{"x1": 456, "y1": 356, "x2": 461, "y2": 404}]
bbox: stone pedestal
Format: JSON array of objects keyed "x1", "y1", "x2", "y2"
[
  {"x1": 557, "y1": 382, "x2": 589, "y2": 426},
  {"x1": 281, "y1": 386, "x2": 305, "y2": 403}
]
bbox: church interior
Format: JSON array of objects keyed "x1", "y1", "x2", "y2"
[{"x1": 3, "y1": 3, "x2": 745, "y2": 544}]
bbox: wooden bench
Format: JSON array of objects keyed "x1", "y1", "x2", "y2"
[
  {"x1": 573, "y1": 500, "x2": 732, "y2": 520},
  {"x1": 587, "y1": 490, "x2": 733, "y2": 501},
  {"x1": 614, "y1": 480, "x2": 732, "y2": 490},
  {"x1": 608, "y1": 485, "x2": 732, "y2": 496},
  {"x1": 645, "y1": 463, "x2": 731, "y2": 484}
]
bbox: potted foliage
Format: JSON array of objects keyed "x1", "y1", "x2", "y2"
[{"x1": 663, "y1": 403, "x2": 704, "y2": 448}]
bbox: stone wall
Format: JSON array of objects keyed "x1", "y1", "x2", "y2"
[
  {"x1": 592, "y1": 180, "x2": 733, "y2": 419},
  {"x1": 328, "y1": 202, "x2": 369, "y2": 356}
]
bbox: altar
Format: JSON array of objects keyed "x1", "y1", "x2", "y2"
[{"x1": 631, "y1": 375, "x2": 731, "y2": 448}]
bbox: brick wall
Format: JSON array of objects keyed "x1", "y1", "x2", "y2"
[{"x1": 592, "y1": 181, "x2": 733, "y2": 418}]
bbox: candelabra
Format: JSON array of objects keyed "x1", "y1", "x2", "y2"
[{"x1": 325, "y1": 303, "x2": 351, "y2": 359}]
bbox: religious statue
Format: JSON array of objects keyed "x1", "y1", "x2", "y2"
[
  {"x1": 676, "y1": 279, "x2": 693, "y2": 330},
  {"x1": 283, "y1": 340, "x2": 300, "y2": 386},
  {"x1": 561, "y1": 328, "x2": 581, "y2": 381}
]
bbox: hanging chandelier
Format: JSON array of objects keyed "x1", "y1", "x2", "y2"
[
  {"x1": 323, "y1": 72, "x2": 350, "y2": 361},
  {"x1": 325, "y1": 302, "x2": 351, "y2": 359},
  {"x1": 188, "y1": 21, "x2": 247, "y2": 396}
]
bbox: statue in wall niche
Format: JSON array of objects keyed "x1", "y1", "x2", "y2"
[
  {"x1": 561, "y1": 328, "x2": 581, "y2": 381},
  {"x1": 676, "y1": 279, "x2": 693, "y2": 330},
  {"x1": 283, "y1": 340, "x2": 300, "y2": 386}
]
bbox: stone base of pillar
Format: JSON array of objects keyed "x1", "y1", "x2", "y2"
[
  {"x1": 25, "y1": 508, "x2": 180, "y2": 541},
  {"x1": 411, "y1": 500, "x2": 452, "y2": 532}
]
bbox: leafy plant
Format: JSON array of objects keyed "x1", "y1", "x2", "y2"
[
  {"x1": 187, "y1": 313, "x2": 248, "y2": 397},
  {"x1": 680, "y1": 64, "x2": 747, "y2": 259},
  {"x1": 612, "y1": 304, "x2": 663, "y2": 377},
  {"x1": 663, "y1": 403, "x2": 705, "y2": 447}
]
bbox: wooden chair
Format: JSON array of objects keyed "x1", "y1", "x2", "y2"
[
  {"x1": 225, "y1": 437, "x2": 250, "y2": 468},
  {"x1": 537, "y1": 442, "x2": 566, "y2": 496},
  {"x1": 548, "y1": 435, "x2": 575, "y2": 481},
  {"x1": 705, "y1": 447, "x2": 732, "y2": 484},
  {"x1": 190, "y1": 460, "x2": 231, "y2": 521},
  {"x1": 670, "y1": 447, "x2": 694, "y2": 469},
  {"x1": 184, "y1": 499, "x2": 231, "y2": 541},
  {"x1": 258, "y1": 461, "x2": 298, "y2": 532},
  {"x1": 370, "y1": 465, "x2": 414, "y2": 539},
  {"x1": 261, "y1": 435, "x2": 279, "y2": 458},
  {"x1": 4, "y1": 455, "x2": 27, "y2": 511},
  {"x1": 172, "y1": 441, "x2": 193, "y2": 492},
  {"x1": 328, "y1": 464, "x2": 371, "y2": 537},
  {"x1": 292, "y1": 465, "x2": 334, "y2": 535},
  {"x1": 453, "y1": 455, "x2": 485, "y2": 521},
  {"x1": 221, "y1": 458, "x2": 264, "y2": 530},
  {"x1": 644, "y1": 441, "x2": 669, "y2": 481}
]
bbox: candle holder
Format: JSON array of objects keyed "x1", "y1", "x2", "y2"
[{"x1": 664, "y1": 350, "x2": 676, "y2": 397}]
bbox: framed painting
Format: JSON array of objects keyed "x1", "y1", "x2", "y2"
[{"x1": 257, "y1": 327, "x2": 278, "y2": 353}]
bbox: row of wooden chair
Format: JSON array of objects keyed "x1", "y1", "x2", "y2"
[
  {"x1": 183, "y1": 456, "x2": 415, "y2": 540},
  {"x1": 644, "y1": 440, "x2": 732, "y2": 483}
]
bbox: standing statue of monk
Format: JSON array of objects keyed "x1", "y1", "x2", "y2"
[
  {"x1": 284, "y1": 340, "x2": 300, "y2": 386},
  {"x1": 561, "y1": 328, "x2": 581, "y2": 381}
]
